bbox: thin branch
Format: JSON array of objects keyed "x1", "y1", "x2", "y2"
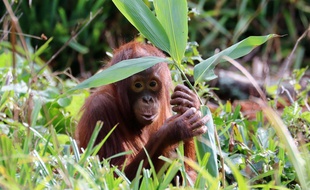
[
  {"x1": 274, "y1": 26, "x2": 310, "y2": 107},
  {"x1": 214, "y1": 129, "x2": 225, "y2": 187},
  {"x1": 0, "y1": 30, "x2": 44, "y2": 40},
  {"x1": 3, "y1": 0, "x2": 30, "y2": 61},
  {"x1": 278, "y1": 26, "x2": 310, "y2": 79},
  {"x1": 280, "y1": 86, "x2": 294, "y2": 104}
]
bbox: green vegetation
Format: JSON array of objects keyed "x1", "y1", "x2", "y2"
[{"x1": 1, "y1": 0, "x2": 309, "y2": 189}]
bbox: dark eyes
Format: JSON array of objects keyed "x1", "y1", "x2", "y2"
[
  {"x1": 134, "y1": 81, "x2": 157, "y2": 88},
  {"x1": 149, "y1": 81, "x2": 157, "y2": 87},
  {"x1": 132, "y1": 82, "x2": 144, "y2": 92},
  {"x1": 149, "y1": 80, "x2": 160, "y2": 91},
  {"x1": 131, "y1": 80, "x2": 159, "y2": 92},
  {"x1": 135, "y1": 82, "x2": 143, "y2": 88}
]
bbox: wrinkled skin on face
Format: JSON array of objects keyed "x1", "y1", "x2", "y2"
[{"x1": 129, "y1": 68, "x2": 162, "y2": 126}]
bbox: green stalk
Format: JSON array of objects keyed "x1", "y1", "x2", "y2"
[{"x1": 174, "y1": 63, "x2": 203, "y2": 105}]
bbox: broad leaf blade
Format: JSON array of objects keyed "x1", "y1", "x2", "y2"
[
  {"x1": 112, "y1": 0, "x2": 170, "y2": 53},
  {"x1": 71, "y1": 57, "x2": 169, "y2": 91},
  {"x1": 154, "y1": 0, "x2": 188, "y2": 63},
  {"x1": 195, "y1": 106, "x2": 218, "y2": 178},
  {"x1": 194, "y1": 34, "x2": 277, "y2": 84}
]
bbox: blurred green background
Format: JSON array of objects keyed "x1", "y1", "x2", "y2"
[{"x1": 1, "y1": 0, "x2": 309, "y2": 76}]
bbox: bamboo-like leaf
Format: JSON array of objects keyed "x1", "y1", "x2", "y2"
[
  {"x1": 154, "y1": 0, "x2": 188, "y2": 63},
  {"x1": 112, "y1": 0, "x2": 170, "y2": 53},
  {"x1": 194, "y1": 34, "x2": 278, "y2": 84},
  {"x1": 195, "y1": 106, "x2": 218, "y2": 178},
  {"x1": 71, "y1": 56, "x2": 170, "y2": 91}
]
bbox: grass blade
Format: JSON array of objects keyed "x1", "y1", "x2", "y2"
[
  {"x1": 30, "y1": 98, "x2": 42, "y2": 127},
  {"x1": 225, "y1": 158, "x2": 249, "y2": 190}
]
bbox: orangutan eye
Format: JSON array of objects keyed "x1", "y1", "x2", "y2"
[
  {"x1": 149, "y1": 80, "x2": 157, "y2": 87},
  {"x1": 131, "y1": 81, "x2": 144, "y2": 92},
  {"x1": 135, "y1": 82, "x2": 143, "y2": 88}
]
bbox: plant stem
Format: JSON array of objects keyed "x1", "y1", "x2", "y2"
[{"x1": 174, "y1": 63, "x2": 203, "y2": 105}]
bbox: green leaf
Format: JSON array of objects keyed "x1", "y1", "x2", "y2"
[
  {"x1": 159, "y1": 161, "x2": 180, "y2": 189},
  {"x1": 65, "y1": 92, "x2": 89, "y2": 118},
  {"x1": 194, "y1": 34, "x2": 278, "y2": 84},
  {"x1": 195, "y1": 106, "x2": 218, "y2": 178},
  {"x1": 301, "y1": 111, "x2": 310, "y2": 123},
  {"x1": 0, "y1": 135, "x2": 18, "y2": 178},
  {"x1": 30, "y1": 98, "x2": 42, "y2": 127},
  {"x1": 0, "y1": 90, "x2": 10, "y2": 111},
  {"x1": 79, "y1": 122, "x2": 103, "y2": 165},
  {"x1": 32, "y1": 37, "x2": 53, "y2": 58},
  {"x1": 57, "y1": 97, "x2": 71, "y2": 107},
  {"x1": 71, "y1": 56, "x2": 170, "y2": 91},
  {"x1": 154, "y1": 0, "x2": 188, "y2": 63},
  {"x1": 112, "y1": 0, "x2": 170, "y2": 53}
]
